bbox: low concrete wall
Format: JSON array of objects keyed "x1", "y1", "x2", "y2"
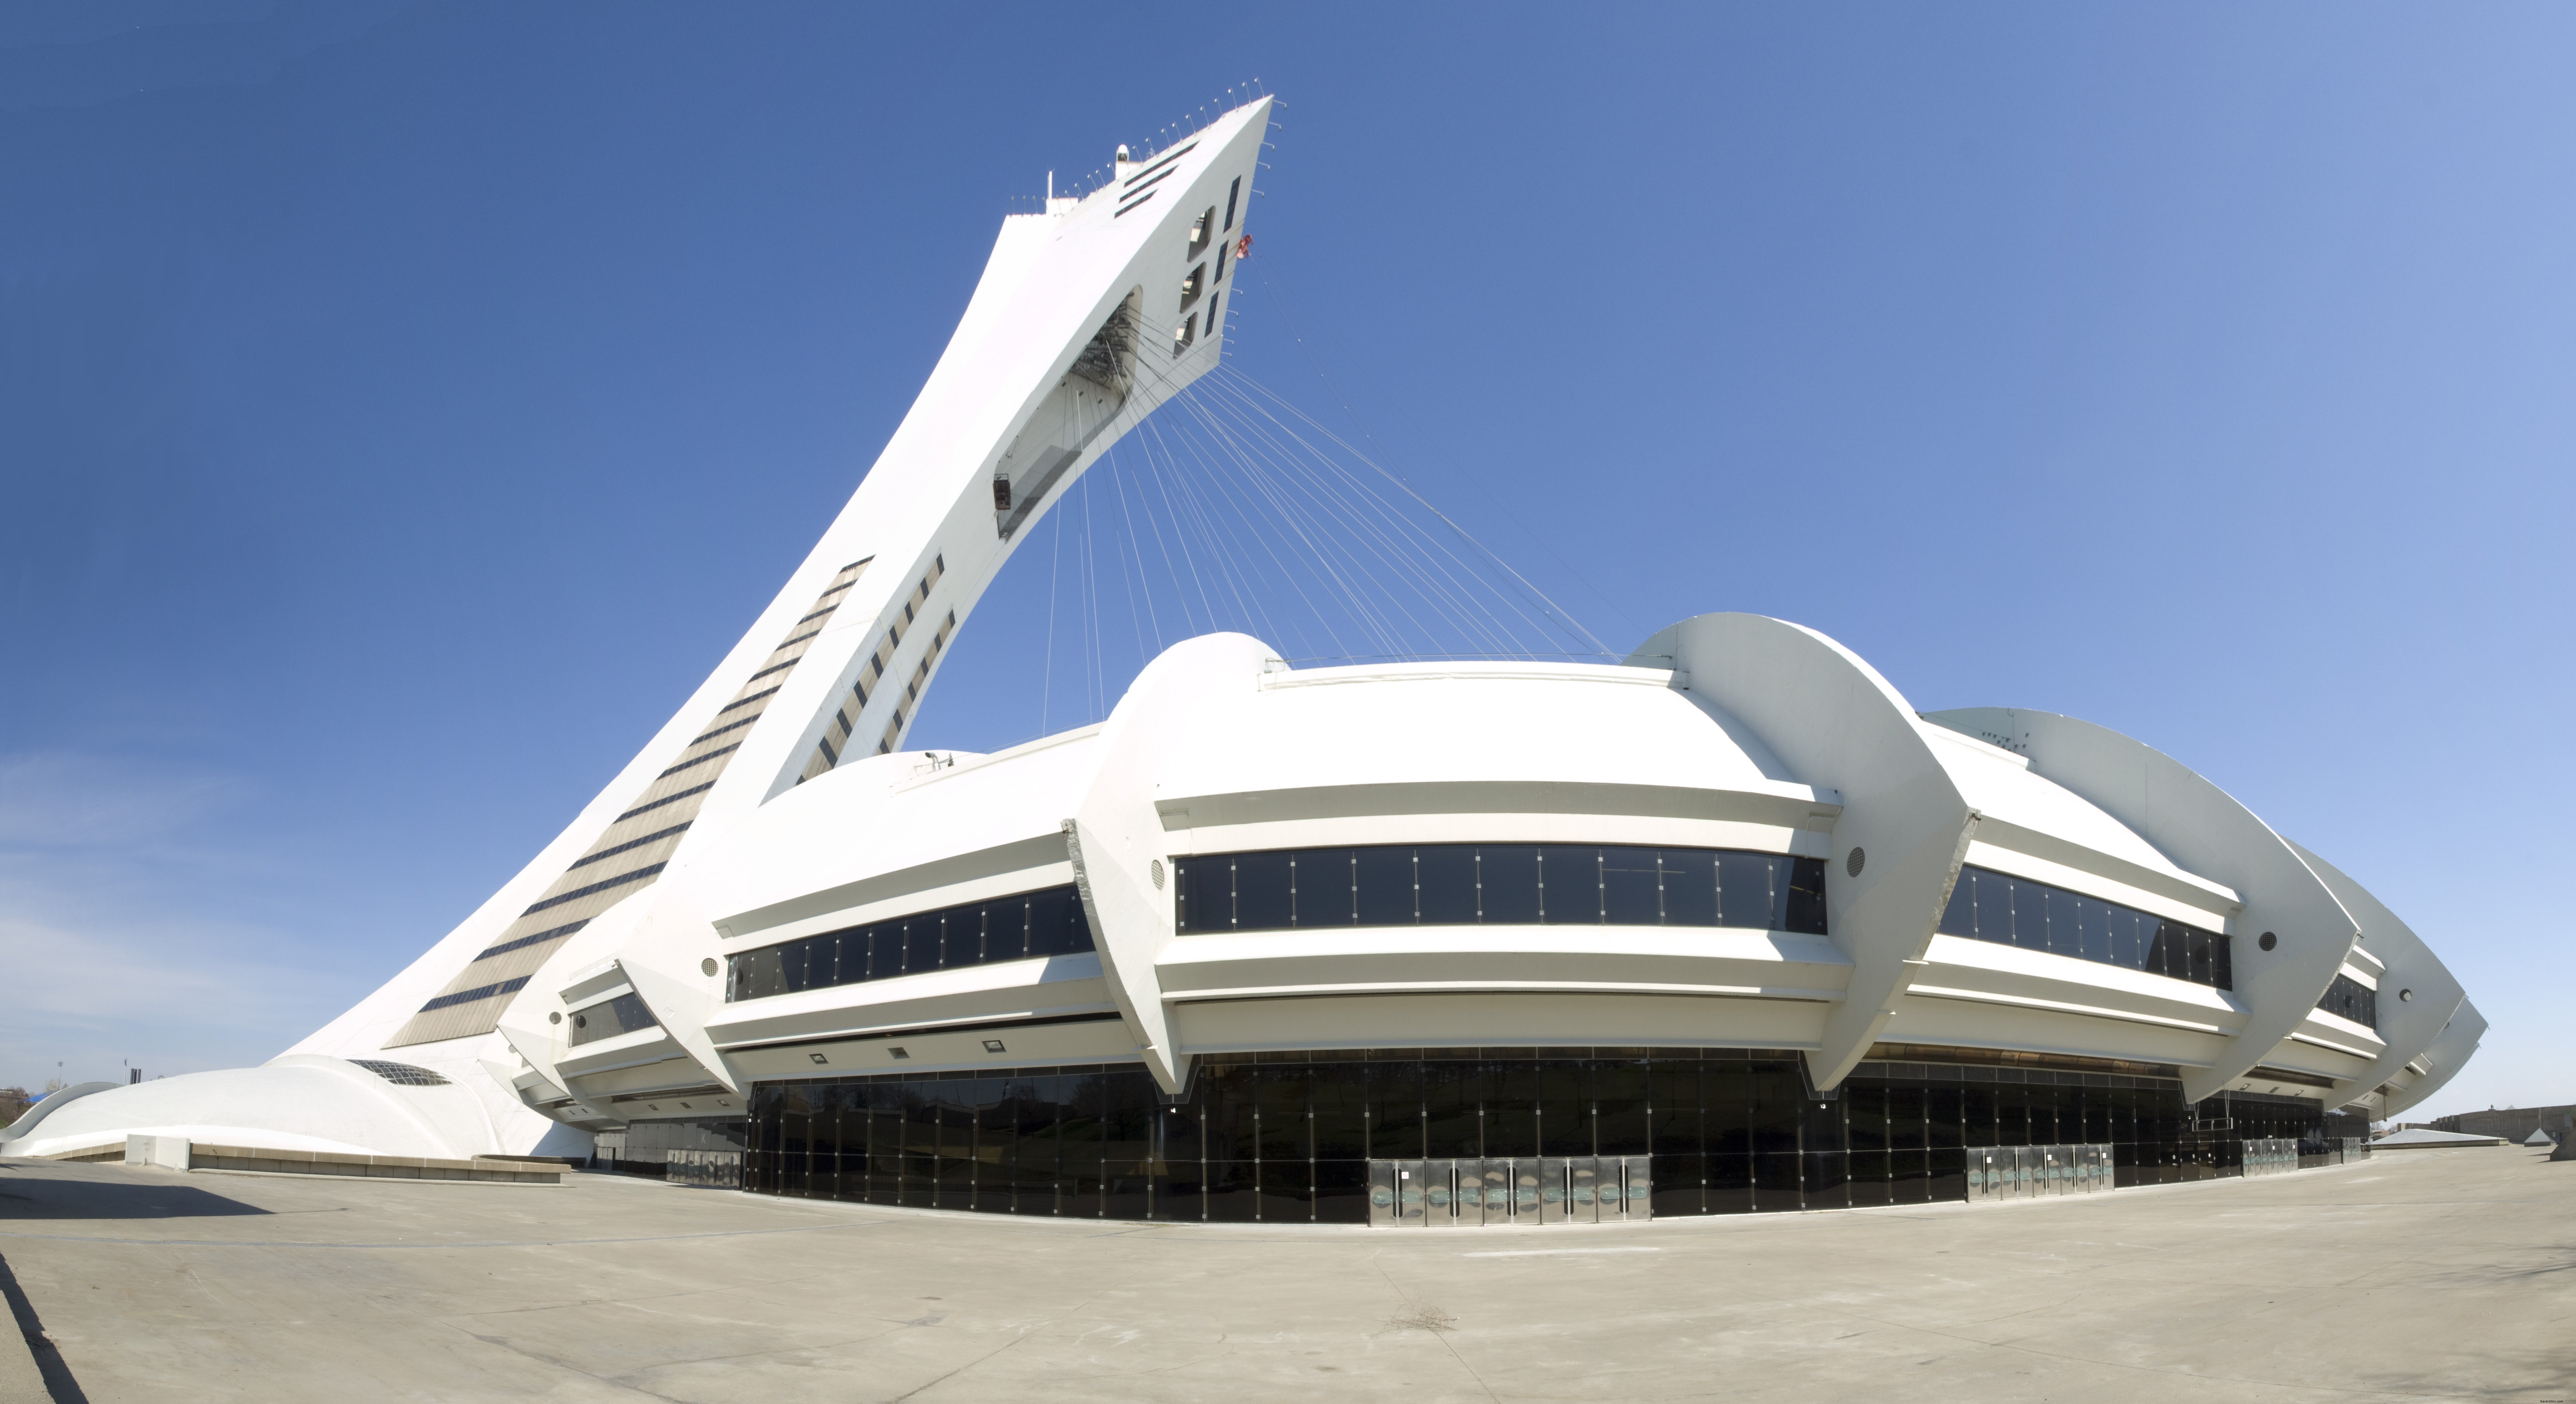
[{"x1": 186, "y1": 1144, "x2": 560, "y2": 1183}]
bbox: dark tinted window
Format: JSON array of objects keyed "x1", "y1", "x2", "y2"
[
  {"x1": 1415, "y1": 845, "x2": 1479, "y2": 926},
  {"x1": 1355, "y1": 847, "x2": 1415, "y2": 927},
  {"x1": 2316, "y1": 973, "x2": 2377, "y2": 1028},
  {"x1": 726, "y1": 883, "x2": 1096, "y2": 1002},
  {"x1": 1172, "y1": 844, "x2": 1828, "y2": 936},
  {"x1": 1936, "y1": 864, "x2": 2232, "y2": 991},
  {"x1": 568, "y1": 990, "x2": 659, "y2": 1045}
]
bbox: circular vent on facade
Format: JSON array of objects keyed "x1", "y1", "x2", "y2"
[
  {"x1": 2258, "y1": 932, "x2": 2278, "y2": 951},
  {"x1": 1845, "y1": 848, "x2": 1866, "y2": 878},
  {"x1": 701, "y1": 957, "x2": 719, "y2": 977},
  {"x1": 1151, "y1": 858, "x2": 1167, "y2": 890},
  {"x1": 2399, "y1": 988, "x2": 2413, "y2": 1002}
]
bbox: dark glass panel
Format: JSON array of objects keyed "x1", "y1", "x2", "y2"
[
  {"x1": 1800, "y1": 1091, "x2": 1848, "y2": 1154},
  {"x1": 1705, "y1": 1062, "x2": 1753, "y2": 1155},
  {"x1": 778, "y1": 939, "x2": 813, "y2": 995},
  {"x1": 1104, "y1": 1158, "x2": 1152, "y2": 1221},
  {"x1": 1596, "y1": 1060, "x2": 1650, "y2": 1155},
  {"x1": 1715, "y1": 852, "x2": 1777, "y2": 930},
  {"x1": 732, "y1": 945, "x2": 785, "y2": 1001},
  {"x1": 1804, "y1": 1151, "x2": 1849, "y2": 1209},
  {"x1": 2107, "y1": 906, "x2": 2144, "y2": 970},
  {"x1": 1199, "y1": 1064, "x2": 1257, "y2": 1165},
  {"x1": 1312, "y1": 1160, "x2": 1369, "y2": 1224},
  {"x1": 1753, "y1": 1150, "x2": 1802, "y2": 1211},
  {"x1": 1256, "y1": 1157, "x2": 1312, "y2": 1223},
  {"x1": 1784, "y1": 857, "x2": 1829, "y2": 935},
  {"x1": 1748, "y1": 1059, "x2": 1801, "y2": 1155},
  {"x1": 1887, "y1": 1084, "x2": 1927, "y2": 1153},
  {"x1": 1310, "y1": 1065, "x2": 1368, "y2": 1160},
  {"x1": 2187, "y1": 929, "x2": 2216, "y2": 986},
  {"x1": 1477, "y1": 846, "x2": 1542, "y2": 925},
  {"x1": 1174, "y1": 856, "x2": 1217, "y2": 933},
  {"x1": 1203, "y1": 1156, "x2": 1257, "y2": 1221},
  {"x1": 1232, "y1": 851, "x2": 1294, "y2": 932},
  {"x1": 2075, "y1": 896, "x2": 2111, "y2": 963},
  {"x1": 1257, "y1": 1066, "x2": 1310, "y2": 1161},
  {"x1": 1485, "y1": 1061, "x2": 1540, "y2": 1157},
  {"x1": 986, "y1": 898, "x2": 1027, "y2": 963},
  {"x1": 1415, "y1": 845, "x2": 1479, "y2": 925},
  {"x1": 1651, "y1": 1152, "x2": 1705, "y2": 1217},
  {"x1": 1155, "y1": 1107, "x2": 1203, "y2": 1222},
  {"x1": 1028, "y1": 887, "x2": 1090, "y2": 957},
  {"x1": 1890, "y1": 1147, "x2": 1929, "y2": 1202},
  {"x1": 1601, "y1": 846, "x2": 1662, "y2": 926},
  {"x1": 1926, "y1": 1085, "x2": 1963, "y2": 1150},
  {"x1": 1661, "y1": 849, "x2": 1719, "y2": 927},
  {"x1": 1961, "y1": 1083, "x2": 1997, "y2": 1148},
  {"x1": 1354, "y1": 846, "x2": 1415, "y2": 927},
  {"x1": 1539, "y1": 1062, "x2": 1592, "y2": 1155},
  {"x1": 1649, "y1": 1062, "x2": 1702, "y2": 1155},
  {"x1": 1927, "y1": 1146, "x2": 1966, "y2": 1202},
  {"x1": 1423, "y1": 1060, "x2": 1481, "y2": 1158},
  {"x1": 970, "y1": 1077, "x2": 1011, "y2": 1212},
  {"x1": 1707, "y1": 1151, "x2": 1754, "y2": 1215},
  {"x1": 1538, "y1": 845, "x2": 1600, "y2": 924},
  {"x1": 1058, "y1": 1074, "x2": 1107, "y2": 1217},
  {"x1": 1367, "y1": 1062, "x2": 1425, "y2": 1160},
  {"x1": 1846, "y1": 1082, "x2": 1889, "y2": 1152},
  {"x1": 1298, "y1": 848, "x2": 1356, "y2": 928},
  {"x1": 2213, "y1": 933, "x2": 2234, "y2": 991},
  {"x1": 2045, "y1": 887, "x2": 2083, "y2": 958},
  {"x1": 1847, "y1": 1150, "x2": 1891, "y2": 1206},
  {"x1": 2149, "y1": 920, "x2": 2188, "y2": 980},
  {"x1": 2082, "y1": 1085, "x2": 2112, "y2": 1144},
  {"x1": 868, "y1": 1090, "x2": 906, "y2": 1203},
  {"x1": 2012, "y1": 881, "x2": 2050, "y2": 952}
]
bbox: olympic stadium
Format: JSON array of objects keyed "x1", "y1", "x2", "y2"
[{"x1": 0, "y1": 96, "x2": 2484, "y2": 1227}]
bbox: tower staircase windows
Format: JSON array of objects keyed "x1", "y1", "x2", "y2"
[{"x1": 1189, "y1": 206, "x2": 1215, "y2": 257}]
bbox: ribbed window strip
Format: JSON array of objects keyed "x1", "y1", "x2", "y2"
[
  {"x1": 617, "y1": 781, "x2": 713, "y2": 822},
  {"x1": 567, "y1": 822, "x2": 692, "y2": 870},
  {"x1": 472, "y1": 919, "x2": 591, "y2": 962},
  {"x1": 658, "y1": 742, "x2": 741, "y2": 778},
  {"x1": 522, "y1": 862, "x2": 668, "y2": 916},
  {"x1": 416, "y1": 975, "x2": 532, "y2": 1014}
]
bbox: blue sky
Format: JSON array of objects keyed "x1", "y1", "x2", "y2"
[{"x1": 3, "y1": 3, "x2": 2567, "y2": 1119}]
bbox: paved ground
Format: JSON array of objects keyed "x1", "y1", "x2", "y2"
[{"x1": 1, "y1": 1146, "x2": 2569, "y2": 1402}]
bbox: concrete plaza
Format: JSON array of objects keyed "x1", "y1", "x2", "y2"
[{"x1": 2, "y1": 1144, "x2": 2569, "y2": 1402}]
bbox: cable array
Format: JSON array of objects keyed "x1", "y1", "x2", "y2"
[{"x1": 1029, "y1": 365, "x2": 1610, "y2": 730}]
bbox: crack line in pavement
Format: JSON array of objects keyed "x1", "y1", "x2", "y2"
[{"x1": 1369, "y1": 1251, "x2": 1500, "y2": 1403}]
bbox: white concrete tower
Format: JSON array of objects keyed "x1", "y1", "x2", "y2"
[{"x1": 5, "y1": 99, "x2": 1275, "y2": 1160}]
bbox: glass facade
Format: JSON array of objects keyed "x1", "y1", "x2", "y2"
[
  {"x1": 727, "y1": 884, "x2": 1093, "y2": 1002},
  {"x1": 567, "y1": 991, "x2": 658, "y2": 1046},
  {"x1": 742, "y1": 1047, "x2": 2341, "y2": 1221},
  {"x1": 2316, "y1": 973, "x2": 2378, "y2": 1028},
  {"x1": 1175, "y1": 845, "x2": 1829, "y2": 935},
  {"x1": 1938, "y1": 866, "x2": 2233, "y2": 990}
]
